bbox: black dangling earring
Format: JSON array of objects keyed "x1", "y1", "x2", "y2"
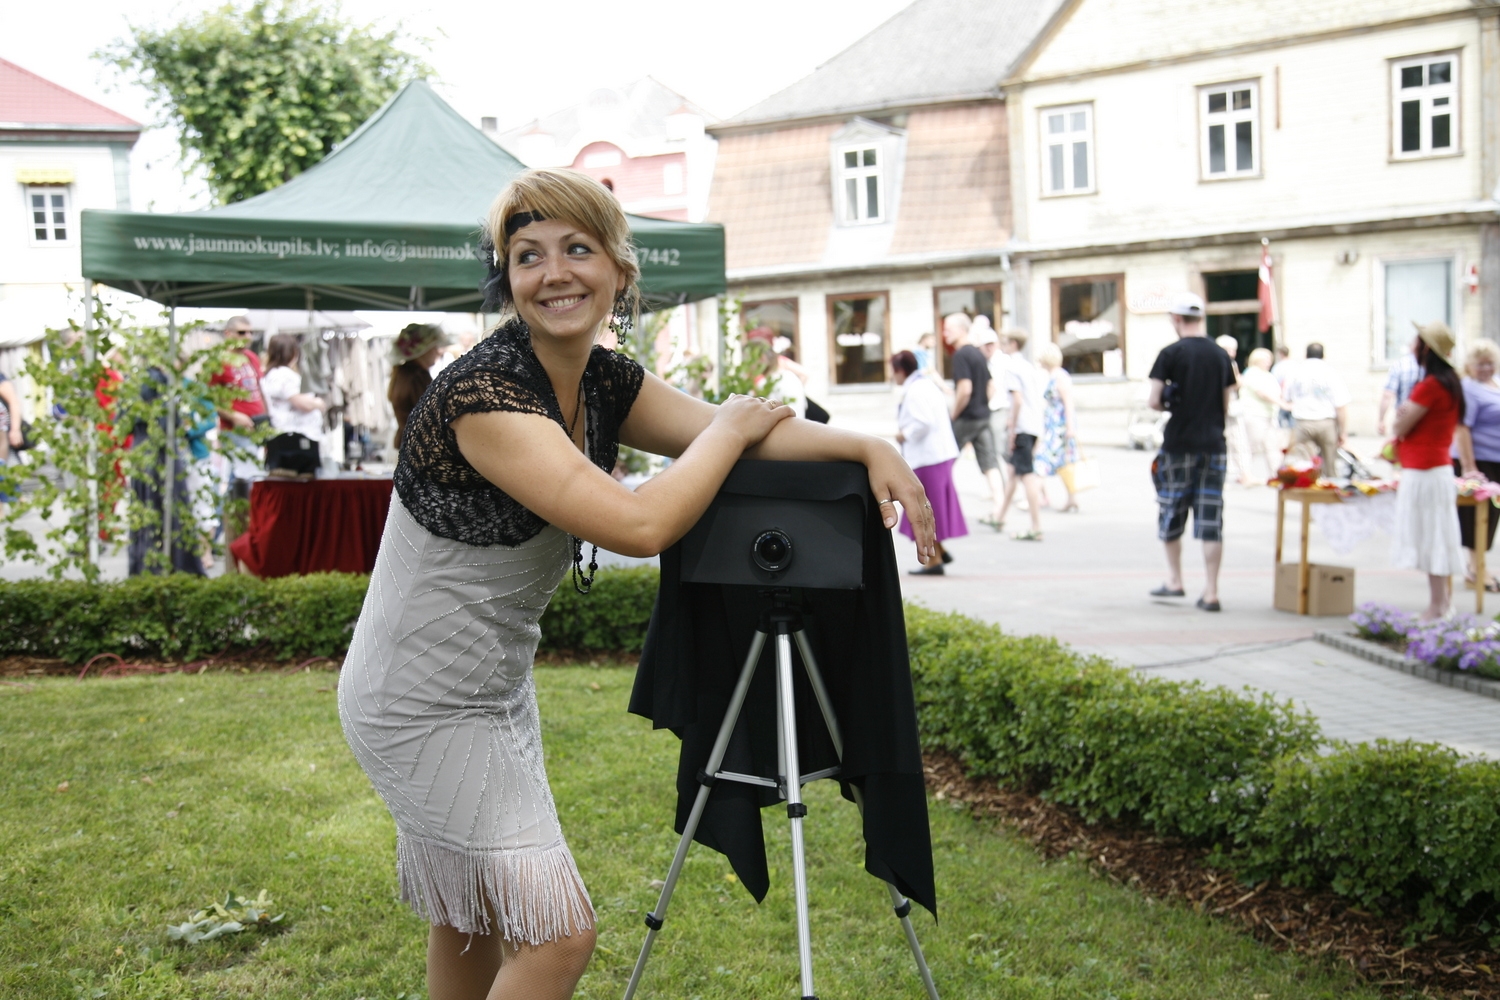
[{"x1": 609, "y1": 291, "x2": 633, "y2": 338}]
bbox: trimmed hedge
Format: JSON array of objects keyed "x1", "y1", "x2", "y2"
[
  {"x1": 905, "y1": 604, "x2": 1500, "y2": 940},
  {"x1": 0, "y1": 573, "x2": 369, "y2": 662},
  {"x1": 4, "y1": 570, "x2": 1497, "y2": 938}
]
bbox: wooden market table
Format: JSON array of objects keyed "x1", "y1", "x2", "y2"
[
  {"x1": 1275, "y1": 487, "x2": 1488, "y2": 615},
  {"x1": 229, "y1": 476, "x2": 393, "y2": 578}
]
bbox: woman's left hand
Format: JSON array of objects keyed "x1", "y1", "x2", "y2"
[{"x1": 866, "y1": 439, "x2": 937, "y2": 563}]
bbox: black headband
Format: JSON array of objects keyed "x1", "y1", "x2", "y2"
[{"x1": 504, "y1": 210, "x2": 546, "y2": 239}]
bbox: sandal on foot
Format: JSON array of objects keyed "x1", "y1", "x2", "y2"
[
  {"x1": 908, "y1": 564, "x2": 945, "y2": 576},
  {"x1": 1196, "y1": 597, "x2": 1222, "y2": 612},
  {"x1": 1011, "y1": 529, "x2": 1043, "y2": 541},
  {"x1": 1150, "y1": 585, "x2": 1186, "y2": 598},
  {"x1": 978, "y1": 515, "x2": 1004, "y2": 532}
]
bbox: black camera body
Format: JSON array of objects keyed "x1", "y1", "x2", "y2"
[{"x1": 677, "y1": 462, "x2": 866, "y2": 591}]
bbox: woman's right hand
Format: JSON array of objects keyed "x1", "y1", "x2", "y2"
[{"x1": 712, "y1": 393, "x2": 795, "y2": 449}]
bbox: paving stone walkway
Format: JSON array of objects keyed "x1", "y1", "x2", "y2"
[{"x1": 897, "y1": 440, "x2": 1500, "y2": 758}]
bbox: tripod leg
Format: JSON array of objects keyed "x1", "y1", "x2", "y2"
[
  {"x1": 623, "y1": 631, "x2": 768, "y2": 1000},
  {"x1": 776, "y1": 630, "x2": 817, "y2": 1000},
  {"x1": 794, "y1": 631, "x2": 941, "y2": 1000}
]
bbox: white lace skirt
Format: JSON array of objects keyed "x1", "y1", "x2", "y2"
[
  {"x1": 338, "y1": 497, "x2": 593, "y2": 941},
  {"x1": 1391, "y1": 466, "x2": 1466, "y2": 577}
]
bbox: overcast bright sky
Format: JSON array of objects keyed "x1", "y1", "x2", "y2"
[{"x1": 3, "y1": 0, "x2": 912, "y2": 211}]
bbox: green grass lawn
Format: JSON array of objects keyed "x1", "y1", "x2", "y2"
[{"x1": 0, "y1": 667, "x2": 1378, "y2": 1000}]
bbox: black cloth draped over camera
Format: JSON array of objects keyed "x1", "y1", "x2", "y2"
[{"x1": 629, "y1": 461, "x2": 937, "y2": 917}]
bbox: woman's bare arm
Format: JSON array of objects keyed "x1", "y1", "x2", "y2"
[
  {"x1": 621, "y1": 375, "x2": 937, "y2": 555},
  {"x1": 455, "y1": 395, "x2": 791, "y2": 557},
  {"x1": 1393, "y1": 400, "x2": 1429, "y2": 439}
]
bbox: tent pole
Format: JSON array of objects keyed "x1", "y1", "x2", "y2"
[
  {"x1": 161, "y1": 306, "x2": 178, "y2": 567},
  {"x1": 82, "y1": 280, "x2": 99, "y2": 571}
]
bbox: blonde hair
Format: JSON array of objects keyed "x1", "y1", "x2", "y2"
[
  {"x1": 1036, "y1": 342, "x2": 1063, "y2": 369},
  {"x1": 483, "y1": 168, "x2": 641, "y2": 325},
  {"x1": 1247, "y1": 347, "x2": 1273, "y2": 369},
  {"x1": 1215, "y1": 334, "x2": 1238, "y2": 357},
  {"x1": 1464, "y1": 339, "x2": 1500, "y2": 375}
]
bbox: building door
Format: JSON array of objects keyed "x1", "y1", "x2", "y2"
[{"x1": 1203, "y1": 270, "x2": 1268, "y2": 362}]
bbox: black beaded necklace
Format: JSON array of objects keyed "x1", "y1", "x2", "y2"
[{"x1": 565, "y1": 374, "x2": 599, "y2": 594}]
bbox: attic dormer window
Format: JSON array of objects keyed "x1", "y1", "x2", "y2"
[{"x1": 840, "y1": 145, "x2": 883, "y2": 223}]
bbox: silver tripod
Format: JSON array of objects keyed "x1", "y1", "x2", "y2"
[{"x1": 623, "y1": 598, "x2": 940, "y2": 1000}]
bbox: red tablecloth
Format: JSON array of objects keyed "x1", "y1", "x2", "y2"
[{"x1": 230, "y1": 477, "x2": 392, "y2": 577}]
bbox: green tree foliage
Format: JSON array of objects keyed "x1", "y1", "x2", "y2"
[{"x1": 101, "y1": 1, "x2": 428, "y2": 203}]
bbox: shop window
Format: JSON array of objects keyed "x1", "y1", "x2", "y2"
[
  {"x1": 1200, "y1": 81, "x2": 1260, "y2": 179},
  {"x1": 1383, "y1": 259, "x2": 1452, "y2": 360},
  {"x1": 1203, "y1": 270, "x2": 1269, "y2": 362},
  {"x1": 1039, "y1": 103, "x2": 1095, "y2": 196},
  {"x1": 828, "y1": 293, "x2": 889, "y2": 385},
  {"x1": 1393, "y1": 54, "x2": 1457, "y2": 159},
  {"x1": 27, "y1": 186, "x2": 70, "y2": 244},
  {"x1": 933, "y1": 285, "x2": 1002, "y2": 374},
  {"x1": 741, "y1": 299, "x2": 799, "y2": 360},
  {"x1": 1051, "y1": 275, "x2": 1124, "y2": 376}
]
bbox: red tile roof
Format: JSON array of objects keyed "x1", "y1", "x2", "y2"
[{"x1": 0, "y1": 57, "x2": 140, "y2": 128}]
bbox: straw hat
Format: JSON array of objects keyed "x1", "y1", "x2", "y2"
[
  {"x1": 1414, "y1": 320, "x2": 1455, "y2": 365},
  {"x1": 391, "y1": 323, "x2": 451, "y2": 363}
]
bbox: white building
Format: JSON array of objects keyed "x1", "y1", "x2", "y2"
[
  {"x1": 0, "y1": 57, "x2": 140, "y2": 396},
  {"x1": 1003, "y1": 0, "x2": 1498, "y2": 436}
]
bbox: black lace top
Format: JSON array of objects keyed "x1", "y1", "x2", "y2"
[{"x1": 392, "y1": 319, "x2": 646, "y2": 547}]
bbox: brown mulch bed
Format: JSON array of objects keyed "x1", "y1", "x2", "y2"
[{"x1": 923, "y1": 751, "x2": 1499, "y2": 999}]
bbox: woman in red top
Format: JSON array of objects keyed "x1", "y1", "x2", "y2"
[{"x1": 1393, "y1": 321, "x2": 1466, "y2": 619}]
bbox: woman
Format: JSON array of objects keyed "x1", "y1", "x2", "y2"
[
  {"x1": 1239, "y1": 347, "x2": 1282, "y2": 481},
  {"x1": 1032, "y1": 342, "x2": 1080, "y2": 512},
  {"x1": 388, "y1": 323, "x2": 451, "y2": 448},
  {"x1": 337, "y1": 168, "x2": 935, "y2": 1000},
  {"x1": 1393, "y1": 321, "x2": 1466, "y2": 620},
  {"x1": 1215, "y1": 334, "x2": 1256, "y2": 485},
  {"x1": 1454, "y1": 338, "x2": 1500, "y2": 591},
  {"x1": 891, "y1": 349, "x2": 965, "y2": 575},
  {"x1": 261, "y1": 334, "x2": 328, "y2": 440}
]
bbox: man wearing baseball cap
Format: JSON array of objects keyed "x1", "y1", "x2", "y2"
[{"x1": 1146, "y1": 292, "x2": 1238, "y2": 611}]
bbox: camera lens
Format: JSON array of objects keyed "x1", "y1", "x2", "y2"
[{"x1": 752, "y1": 529, "x2": 793, "y2": 573}]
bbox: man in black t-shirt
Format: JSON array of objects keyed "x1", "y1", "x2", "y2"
[
  {"x1": 1146, "y1": 293, "x2": 1236, "y2": 611},
  {"x1": 945, "y1": 313, "x2": 1005, "y2": 526}
]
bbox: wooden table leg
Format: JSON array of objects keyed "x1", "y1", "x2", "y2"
[
  {"x1": 1298, "y1": 499, "x2": 1312, "y2": 615},
  {"x1": 1477, "y1": 501, "x2": 1488, "y2": 615},
  {"x1": 1275, "y1": 490, "x2": 1285, "y2": 565}
]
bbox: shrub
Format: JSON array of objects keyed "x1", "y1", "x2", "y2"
[
  {"x1": 1243, "y1": 741, "x2": 1500, "y2": 937},
  {"x1": 905, "y1": 605, "x2": 1321, "y2": 844},
  {"x1": 538, "y1": 565, "x2": 659, "y2": 654}
]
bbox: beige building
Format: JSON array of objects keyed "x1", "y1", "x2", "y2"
[
  {"x1": 705, "y1": 0, "x2": 1063, "y2": 430},
  {"x1": 1004, "y1": 0, "x2": 1500, "y2": 437}
]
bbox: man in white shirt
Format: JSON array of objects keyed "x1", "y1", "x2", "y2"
[
  {"x1": 1281, "y1": 342, "x2": 1351, "y2": 474},
  {"x1": 996, "y1": 330, "x2": 1049, "y2": 539}
]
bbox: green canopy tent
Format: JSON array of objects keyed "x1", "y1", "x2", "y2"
[
  {"x1": 79, "y1": 79, "x2": 726, "y2": 311},
  {"x1": 74, "y1": 79, "x2": 725, "y2": 570}
]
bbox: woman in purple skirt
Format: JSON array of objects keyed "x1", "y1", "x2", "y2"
[{"x1": 891, "y1": 350, "x2": 968, "y2": 574}]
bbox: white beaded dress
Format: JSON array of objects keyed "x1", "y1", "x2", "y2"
[{"x1": 338, "y1": 321, "x2": 643, "y2": 941}]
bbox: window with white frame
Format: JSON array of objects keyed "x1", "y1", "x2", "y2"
[
  {"x1": 1039, "y1": 104, "x2": 1095, "y2": 196},
  {"x1": 1383, "y1": 258, "x2": 1453, "y2": 361},
  {"x1": 1393, "y1": 54, "x2": 1458, "y2": 159},
  {"x1": 1199, "y1": 81, "x2": 1260, "y2": 179},
  {"x1": 839, "y1": 145, "x2": 883, "y2": 223},
  {"x1": 27, "y1": 186, "x2": 70, "y2": 244}
]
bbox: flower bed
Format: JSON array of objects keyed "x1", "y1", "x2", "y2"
[{"x1": 1349, "y1": 602, "x2": 1500, "y2": 679}]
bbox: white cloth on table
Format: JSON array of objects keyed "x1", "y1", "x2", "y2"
[
  {"x1": 1310, "y1": 492, "x2": 1398, "y2": 555},
  {"x1": 1390, "y1": 467, "x2": 1466, "y2": 576},
  {"x1": 337, "y1": 497, "x2": 593, "y2": 941}
]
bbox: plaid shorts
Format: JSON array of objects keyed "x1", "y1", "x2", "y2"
[{"x1": 1151, "y1": 451, "x2": 1227, "y2": 542}]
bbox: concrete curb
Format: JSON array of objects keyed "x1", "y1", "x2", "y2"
[{"x1": 1314, "y1": 630, "x2": 1500, "y2": 703}]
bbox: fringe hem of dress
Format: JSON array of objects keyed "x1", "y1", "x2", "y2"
[{"x1": 396, "y1": 832, "x2": 595, "y2": 942}]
